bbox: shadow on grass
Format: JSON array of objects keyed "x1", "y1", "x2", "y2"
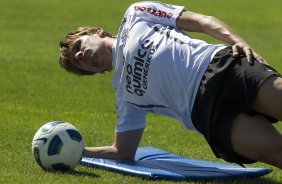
[
  {"x1": 198, "y1": 177, "x2": 279, "y2": 184},
  {"x1": 46, "y1": 169, "x2": 100, "y2": 178},
  {"x1": 138, "y1": 177, "x2": 278, "y2": 184}
]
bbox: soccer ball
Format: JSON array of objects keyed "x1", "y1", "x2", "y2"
[{"x1": 32, "y1": 121, "x2": 85, "y2": 171}]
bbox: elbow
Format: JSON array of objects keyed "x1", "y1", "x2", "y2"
[
  {"x1": 113, "y1": 146, "x2": 136, "y2": 161},
  {"x1": 201, "y1": 15, "x2": 216, "y2": 27},
  {"x1": 202, "y1": 16, "x2": 230, "y2": 34},
  {"x1": 117, "y1": 150, "x2": 135, "y2": 161}
]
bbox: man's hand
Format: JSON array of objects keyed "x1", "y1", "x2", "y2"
[{"x1": 232, "y1": 42, "x2": 269, "y2": 65}]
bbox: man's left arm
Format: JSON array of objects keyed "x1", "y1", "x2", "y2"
[{"x1": 176, "y1": 10, "x2": 268, "y2": 65}]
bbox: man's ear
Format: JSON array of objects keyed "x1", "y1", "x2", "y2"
[{"x1": 96, "y1": 28, "x2": 106, "y2": 38}]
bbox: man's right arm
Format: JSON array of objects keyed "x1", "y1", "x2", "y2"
[{"x1": 83, "y1": 128, "x2": 144, "y2": 160}]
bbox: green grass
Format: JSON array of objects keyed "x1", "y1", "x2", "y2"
[{"x1": 0, "y1": 0, "x2": 282, "y2": 183}]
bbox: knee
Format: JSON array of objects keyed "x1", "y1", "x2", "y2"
[
  {"x1": 273, "y1": 76, "x2": 282, "y2": 94},
  {"x1": 259, "y1": 145, "x2": 282, "y2": 169},
  {"x1": 273, "y1": 78, "x2": 282, "y2": 118},
  {"x1": 273, "y1": 77, "x2": 282, "y2": 90},
  {"x1": 254, "y1": 76, "x2": 282, "y2": 120}
]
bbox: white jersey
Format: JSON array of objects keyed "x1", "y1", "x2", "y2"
[{"x1": 112, "y1": 1, "x2": 226, "y2": 132}]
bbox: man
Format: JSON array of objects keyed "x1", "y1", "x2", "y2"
[{"x1": 59, "y1": 1, "x2": 282, "y2": 168}]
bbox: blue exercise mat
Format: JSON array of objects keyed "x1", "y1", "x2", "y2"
[{"x1": 81, "y1": 146, "x2": 271, "y2": 180}]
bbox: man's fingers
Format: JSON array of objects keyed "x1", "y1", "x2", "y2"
[
  {"x1": 253, "y1": 52, "x2": 270, "y2": 66},
  {"x1": 232, "y1": 43, "x2": 268, "y2": 66},
  {"x1": 232, "y1": 44, "x2": 253, "y2": 63},
  {"x1": 232, "y1": 45, "x2": 239, "y2": 57},
  {"x1": 244, "y1": 47, "x2": 254, "y2": 64}
]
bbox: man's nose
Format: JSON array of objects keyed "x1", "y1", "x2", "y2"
[{"x1": 75, "y1": 51, "x2": 83, "y2": 62}]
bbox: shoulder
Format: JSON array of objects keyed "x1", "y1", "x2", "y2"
[{"x1": 125, "y1": 1, "x2": 185, "y2": 19}]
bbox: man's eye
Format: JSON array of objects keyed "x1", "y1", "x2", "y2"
[{"x1": 76, "y1": 41, "x2": 81, "y2": 51}]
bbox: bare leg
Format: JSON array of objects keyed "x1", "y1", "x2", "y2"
[
  {"x1": 231, "y1": 76, "x2": 282, "y2": 169},
  {"x1": 231, "y1": 113, "x2": 282, "y2": 169},
  {"x1": 251, "y1": 76, "x2": 282, "y2": 120}
]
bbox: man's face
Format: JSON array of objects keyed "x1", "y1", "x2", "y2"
[{"x1": 70, "y1": 34, "x2": 106, "y2": 73}]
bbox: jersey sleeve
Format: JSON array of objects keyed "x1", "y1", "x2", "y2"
[
  {"x1": 126, "y1": 1, "x2": 185, "y2": 28},
  {"x1": 115, "y1": 95, "x2": 147, "y2": 132}
]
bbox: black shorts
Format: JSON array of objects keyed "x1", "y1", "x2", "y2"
[{"x1": 191, "y1": 46, "x2": 281, "y2": 165}]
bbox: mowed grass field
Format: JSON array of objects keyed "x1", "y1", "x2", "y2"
[{"x1": 0, "y1": 0, "x2": 282, "y2": 183}]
